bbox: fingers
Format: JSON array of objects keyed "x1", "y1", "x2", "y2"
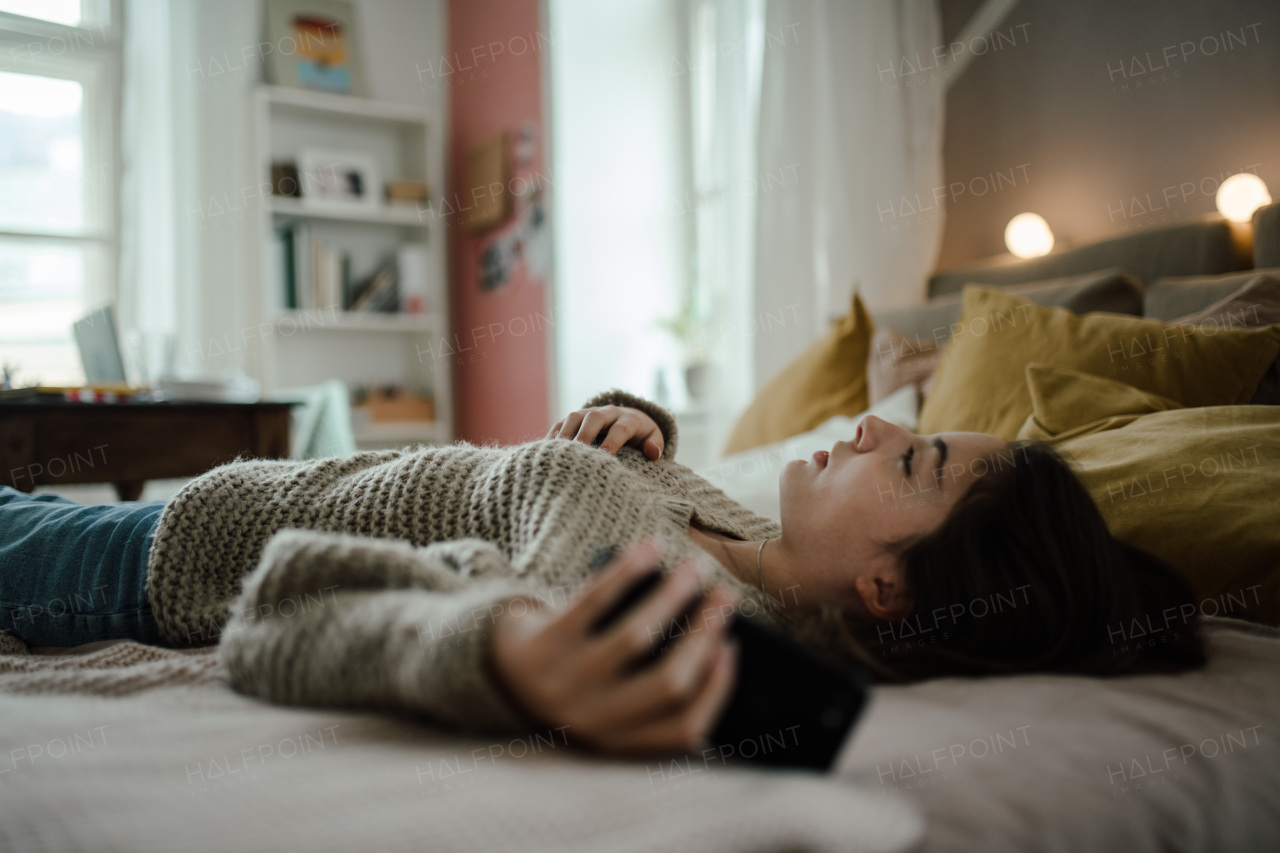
[
  {"x1": 550, "y1": 407, "x2": 619, "y2": 448},
  {"x1": 587, "y1": 561, "x2": 703, "y2": 674},
  {"x1": 599, "y1": 638, "x2": 739, "y2": 757},
  {"x1": 598, "y1": 422, "x2": 636, "y2": 456},
  {"x1": 572, "y1": 408, "x2": 615, "y2": 448},
  {"x1": 602, "y1": 419, "x2": 663, "y2": 459},
  {"x1": 494, "y1": 537, "x2": 743, "y2": 758},
  {"x1": 553, "y1": 411, "x2": 586, "y2": 441},
  {"x1": 552, "y1": 541, "x2": 664, "y2": 641},
  {"x1": 548, "y1": 406, "x2": 664, "y2": 460},
  {"x1": 588, "y1": 586, "x2": 736, "y2": 726}
]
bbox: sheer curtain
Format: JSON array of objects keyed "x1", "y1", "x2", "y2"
[
  {"x1": 120, "y1": 0, "x2": 265, "y2": 381},
  {"x1": 698, "y1": 0, "x2": 944, "y2": 448},
  {"x1": 118, "y1": 0, "x2": 192, "y2": 341},
  {"x1": 686, "y1": 0, "x2": 765, "y2": 454}
]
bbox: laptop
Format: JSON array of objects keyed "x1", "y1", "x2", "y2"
[{"x1": 72, "y1": 306, "x2": 128, "y2": 384}]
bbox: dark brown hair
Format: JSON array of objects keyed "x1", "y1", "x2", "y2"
[{"x1": 799, "y1": 440, "x2": 1207, "y2": 681}]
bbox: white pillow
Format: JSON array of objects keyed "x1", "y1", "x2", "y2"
[{"x1": 697, "y1": 385, "x2": 920, "y2": 522}]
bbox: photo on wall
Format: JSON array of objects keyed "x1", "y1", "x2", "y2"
[{"x1": 263, "y1": 0, "x2": 367, "y2": 96}]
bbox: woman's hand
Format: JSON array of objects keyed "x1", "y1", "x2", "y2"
[
  {"x1": 487, "y1": 542, "x2": 740, "y2": 758},
  {"x1": 548, "y1": 405, "x2": 665, "y2": 460}
]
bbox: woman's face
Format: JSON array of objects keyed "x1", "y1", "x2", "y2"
[{"x1": 778, "y1": 415, "x2": 1009, "y2": 617}]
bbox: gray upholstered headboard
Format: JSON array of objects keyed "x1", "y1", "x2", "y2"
[
  {"x1": 1253, "y1": 202, "x2": 1280, "y2": 269},
  {"x1": 927, "y1": 215, "x2": 1254, "y2": 299}
]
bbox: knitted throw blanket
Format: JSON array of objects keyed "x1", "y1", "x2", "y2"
[{"x1": 145, "y1": 390, "x2": 785, "y2": 733}]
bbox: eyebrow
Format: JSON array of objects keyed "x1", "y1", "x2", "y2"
[{"x1": 932, "y1": 437, "x2": 948, "y2": 490}]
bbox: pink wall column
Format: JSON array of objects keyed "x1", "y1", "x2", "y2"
[{"x1": 446, "y1": 0, "x2": 551, "y2": 445}]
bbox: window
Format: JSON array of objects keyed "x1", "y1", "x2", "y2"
[
  {"x1": 0, "y1": 1, "x2": 117, "y2": 386},
  {"x1": 548, "y1": 0, "x2": 693, "y2": 410}
]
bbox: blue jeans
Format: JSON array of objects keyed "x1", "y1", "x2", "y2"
[{"x1": 0, "y1": 486, "x2": 167, "y2": 647}]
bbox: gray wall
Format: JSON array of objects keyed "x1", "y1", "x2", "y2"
[{"x1": 936, "y1": 0, "x2": 1280, "y2": 269}]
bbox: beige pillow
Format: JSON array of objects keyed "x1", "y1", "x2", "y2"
[
  {"x1": 918, "y1": 287, "x2": 1280, "y2": 439},
  {"x1": 723, "y1": 293, "x2": 874, "y2": 455},
  {"x1": 1019, "y1": 366, "x2": 1280, "y2": 625}
]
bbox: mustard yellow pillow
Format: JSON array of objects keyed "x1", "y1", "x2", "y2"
[
  {"x1": 723, "y1": 293, "x2": 873, "y2": 455},
  {"x1": 919, "y1": 286, "x2": 1280, "y2": 439},
  {"x1": 1044, "y1": 394, "x2": 1280, "y2": 626},
  {"x1": 1015, "y1": 363, "x2": 1185, "y2": 442}
]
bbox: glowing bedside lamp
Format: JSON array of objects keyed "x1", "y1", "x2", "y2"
[
  {"x1": 1004, "y1": 213, "x2": 1054, "y2": 259},
  {"x1": 1215, "y1": 173, "x2": 1271, "y2": 223}
]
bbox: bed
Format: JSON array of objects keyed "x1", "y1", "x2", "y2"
[{"x1": 4, "y1": 207, "x2": 1280, "y2": 852}]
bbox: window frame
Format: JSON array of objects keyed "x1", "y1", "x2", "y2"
[{"x1": 0, "y1": 2, "x2": 121, "y2": 374}]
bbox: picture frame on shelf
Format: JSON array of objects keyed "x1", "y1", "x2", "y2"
[
  {"x1": 297, "y1": 148, "x2": 381, "y2": 209},
  {"x1": 263, "y1": 0, "x2": 366, "y2": 96}
]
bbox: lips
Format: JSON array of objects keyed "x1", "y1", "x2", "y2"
[{"x1": 813, "y1": 450, "x2": 829, "y2": 467}]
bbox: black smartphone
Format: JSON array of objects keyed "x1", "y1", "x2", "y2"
[{"x1": 586, "y1": 556, "x2": 870, "y2": 771}]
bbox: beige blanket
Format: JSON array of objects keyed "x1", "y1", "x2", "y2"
[
  {"x1": 836, "y1": 617, "x2": 1280, "y2": 851},
  {"x1": 0, "y1": 641, "x2": 921, "y2": 853},
  {"x1": 3, "y1": 617, "x2": 1278, "y2": 852}
]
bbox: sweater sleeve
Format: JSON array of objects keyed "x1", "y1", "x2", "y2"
[
  {"x1": 581, "y1": 388, "x2": 680, "y2": 461},
  {"x1": 217, "y1": 529, "x2": 543, "y2": 734}
]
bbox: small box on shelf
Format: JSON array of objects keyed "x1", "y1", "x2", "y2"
[
  {"x1": 350, "y1": 386, "x2": 439, "y2": 448},
  {"x1": 386, "y1": 179, "x2": 429, "y2": 205},
  {"x1": 352, "y1": 385, "x2": 435, "y2": 423}
]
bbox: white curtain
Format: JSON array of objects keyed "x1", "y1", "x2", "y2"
[
  {"x1": 689, "y1": 0, "x2": 766, "y2": 457},
  {"x1": 121, "y1": 0, "x2": 272, "y2": 381},
  {"x1": 119, "y1": 0, "x2": 193, "y2": 339},
  {"x1": 746, "y1": 0, "x2": 944, "y2": 395}
]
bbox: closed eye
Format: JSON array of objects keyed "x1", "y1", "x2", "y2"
[{"x1": 902, "y1": 444, "x2": 914, "y2": 476}]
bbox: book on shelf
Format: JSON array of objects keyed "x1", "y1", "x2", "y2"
[
  {"x1": 347, "y1": 261, "x2": 399, "y2": 312},
  {"x1": 275, "y1": 222, "x2": 350, "y2": 313},
  {"x1": 274, "y1": 226, "x2": 428, "y2": 316},
  {"x1": 273, "y1": 226, "x2": 296, "y2": 310}
]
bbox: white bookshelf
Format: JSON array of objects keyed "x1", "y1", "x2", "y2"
[
  {"x1": 251, "y1": 86, "x2": 451, "y2": 449},
  {"x1": 270, "y1": 308, "x2": 443, "y2": 333},
  {"x1": 258, "y1": 84, "x2": 429, "y2": 124},
  {"x1": 266, "y1": 196, "x2": 425, "y2": 226}
]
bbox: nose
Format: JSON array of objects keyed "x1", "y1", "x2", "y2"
[
  {"x1": 855, "y1": 415, "x2": 882, "y2": 450},
  {"x1": 856, "y1": 415, "x2": 909, "y2": 451}
]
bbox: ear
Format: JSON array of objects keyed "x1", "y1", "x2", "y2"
[{"x1": 854, "y1": 565, "x2": 913, "y2": 621}]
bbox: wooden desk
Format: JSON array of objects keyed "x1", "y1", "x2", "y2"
[{"x1": 0, "y1": 401, "x2": 293, "y2": 501}]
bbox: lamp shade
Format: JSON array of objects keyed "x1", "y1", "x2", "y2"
[
  {"x1": 1004, "y1": 213, "x2": 1054, "y2": 259},
  {"x1": 1215, "y1": 173, "x2": 1271, "y2": 223}
]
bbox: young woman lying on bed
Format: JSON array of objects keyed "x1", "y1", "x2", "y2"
[{"x1": 0, "y1": 390, "x2": 1204, "y2": 757}]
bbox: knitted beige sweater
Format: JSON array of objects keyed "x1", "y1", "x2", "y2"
[{"x1": 143, "y1": 390, "x2": 785, "y2": 734}]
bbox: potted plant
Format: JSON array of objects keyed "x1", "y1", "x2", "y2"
[{"x1": 655, "y1": 287, "x2": 711, "y2": 400}]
